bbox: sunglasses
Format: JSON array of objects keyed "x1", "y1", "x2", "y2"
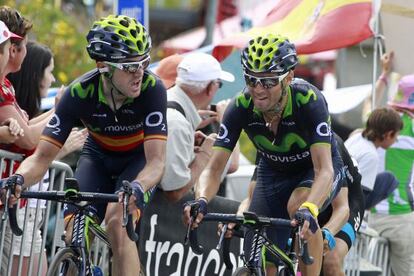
[
  {"x1": 244, "y1": 71, "x2": 289, "y2": 89},
  {"x1": 105, "y1": 55, "x2": 150, "y2": 74}
]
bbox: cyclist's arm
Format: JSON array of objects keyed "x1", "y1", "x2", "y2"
[
  {"x1": 308, "y1": 144, "x2": 334, "y2": 208},
  {"x1": 322, "y1": 187, "x2": 349, "y2": 235},
  {"x1": 195, "y1": 148, "x2": 231, "y2": 201},
  {"x1": 16, "y1": 140, "x2": 61, "y2": 189},
  {"x1": 136, "y1": 139, "x2": 166, "y2": 191}
]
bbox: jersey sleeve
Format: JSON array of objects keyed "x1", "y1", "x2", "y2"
[
  {"x1": 214, "y1": 96, "x2": 245, "y2": 152},
  {"x1": 142, "y1": 75, "x2": 168, "y2": 141},
  {"x1": 297, "y1": 86, "x2": 332, "y2": 146},
  {"x1": 40, "y1": 87, "x2": 79, "y2": 148}
]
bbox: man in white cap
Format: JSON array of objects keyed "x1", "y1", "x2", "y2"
[{"x1": 159, "y1": 52, "x2": 234, "y2": 202}]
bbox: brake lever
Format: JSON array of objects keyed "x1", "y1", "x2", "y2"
[{"x1": 121, "y1": 181, "x2": 132, "y2": 227}]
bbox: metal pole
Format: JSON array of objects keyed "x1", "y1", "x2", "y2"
[
  {"x1": 201, "y1": 0, "x2": 218, "y2": 47},
  {"x1": 371, "y1": 0, "x2": 381, "y2": 109}
]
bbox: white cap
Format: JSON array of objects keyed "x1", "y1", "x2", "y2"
[
  {"x1": 177, "y1": 53, "x2": 234, "y2": 83},
  {"x1": 0, "y1": 20, "x2": 22, "y2": 44}
]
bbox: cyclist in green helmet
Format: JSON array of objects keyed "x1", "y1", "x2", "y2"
[
  {"x1": 4, "y1": 15, "x2": 167, "y2": 276},
  {"x1": 184, "y1": 34, "x2": 345, "y2": 276}
]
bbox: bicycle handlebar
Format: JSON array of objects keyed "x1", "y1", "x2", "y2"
[
  {"x1": 185, "y1": 211, "x2": 313, "y2": 269},
  {"x1": 3, "y1": 179, "x2": 139, "y2": 242}
]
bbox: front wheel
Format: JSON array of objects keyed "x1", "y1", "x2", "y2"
[{"x1": 47, "y1": 248, "x2": 81, "y2": 276}]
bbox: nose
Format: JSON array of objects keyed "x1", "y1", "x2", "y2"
[{"x1": 133, "y1": 68, "x2": 144, "y2": 79}]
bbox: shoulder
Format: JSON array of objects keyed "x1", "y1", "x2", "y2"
[
  {"x1": 290, "y1": 78, "x2": 324, "y2": 107},
  {"x1": 141, "y1": 71, "x2": 166, "y2": 94},
  {"x1": 67, "y1": 69, "x2": 100, "y2": 100}
]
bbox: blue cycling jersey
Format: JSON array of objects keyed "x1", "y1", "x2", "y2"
[
  {"x1": 41, "y1": 69, "x2": 167, "y2": 153},
  {"x1": 215, "y1": 78, "x2": 339, "y2": 172}
]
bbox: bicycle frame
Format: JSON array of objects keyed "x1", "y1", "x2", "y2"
[
  {"x1": 67, "y1": 207, "x2": 110, "y2": 275},
  {"x1": 244, "y1": 228, "x2": 298, "y2": 275}
]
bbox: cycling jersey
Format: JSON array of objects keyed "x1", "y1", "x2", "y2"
[
  {"x1": 41, "y1": 69, "x2": 167, "y2": 153},
  {"x1": 215, "y1": 78, "x2": 339, "y2": 172}
]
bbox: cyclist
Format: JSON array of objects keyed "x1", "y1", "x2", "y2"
[
  {"x1": 220, "y1": 133, "x2": 362, "y2": 275},
  {"x1": 183, "y1": 34, "x2": 343, "y2": 276},
  {"x1": 2, "y1": 15, "x2": 167, "y2": 276}
]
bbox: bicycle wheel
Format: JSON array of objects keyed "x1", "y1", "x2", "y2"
[{"x1": 47, "y1": 248, "x2": 81, "y2": 276}]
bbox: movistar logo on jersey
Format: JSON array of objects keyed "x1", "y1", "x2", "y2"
[
  {"x1": 142, "y1": 74, "x2": 156, "y2": 91},
  {"x1": 295, "y1": 89, "x2": 317, "y2": 107},
  {"x1": 253, "y1": 133, "x2": 307, "y2": 153},
  {"x1": 105, "y1": 123, "x2": 143, "y2": 132},
  {"x1": 71, "y1": 82, "x2": 95, "y2": 99},
  {"x1": 257, "y1": 148, "x2": 310, "y2": 163}
]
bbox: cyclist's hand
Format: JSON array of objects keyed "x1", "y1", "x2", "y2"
[
  {"x1": 217, "y1": 222, "x2": 236, "y2": 238},
  {"x1": 5, "y1": 174, "x2": 24, "y2": 205},
  {"x1": 118, "y1": 180, "x2": 146, "y2": 213},
  {"x1": 294, "y1": 208, "x2": 319, "y2": 239},
  {"x1": 182, "y1": 197, "x2": 208, "y2": 229}
]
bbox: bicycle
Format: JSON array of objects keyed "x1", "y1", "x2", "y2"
[
  {"x1": 185, "y1": 210, "x2": 313, "y2": 276},
  {"x1": 1, "y1": 177, "x2": 139, "y2": 276}
]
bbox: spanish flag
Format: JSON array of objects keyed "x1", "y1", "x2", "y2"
[{"x1": 213, "y1": 0, "x2": 374, "y2": 61}]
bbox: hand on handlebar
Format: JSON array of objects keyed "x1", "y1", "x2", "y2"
[
  {"x1": 3, "y1": 174, "x2": 24, "y2": 205},
  {"x1": 294, "y1": 208, "x2": 319, "y2": 240},
  {"x1": 182, "y1": 197, "x2": 208, "y2": 229},
  {"x1": 118, "y1": 180, "x2": 145, "y2": 213},
  {"x1": 217, "y1": 222, "x2": 237, "y2": 238}
]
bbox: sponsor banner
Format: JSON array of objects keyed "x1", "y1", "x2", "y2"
[{"x1": 138, "y1": 190, "x2": 243, "y2": 276}]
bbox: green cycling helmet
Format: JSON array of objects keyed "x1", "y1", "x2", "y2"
[
  {"x1": 86, "y1": 15, "x2": 151, "y2": 62},
  {"x1": 241, "y1": 34, "x2": 298, "y2": 75}
]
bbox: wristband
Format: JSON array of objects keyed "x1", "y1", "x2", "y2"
[
  {"x1": 300, "y1": 201, "x2": 319, "y2": 217},
  {"x1": 322, "y1": 227, "x2": 336, "y2": 250},
  {"x1": 378, "y1": 73, "x2": 388, "y2": 86}
]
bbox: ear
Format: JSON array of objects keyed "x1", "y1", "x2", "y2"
[
  {"x1": 97, "y1": 61, "x2": 110, "y2": 74},
  {"x1": 9, "y1": 43, "x2": 17, "y2": 57},
  {"x1": 285, "y1": 70, "x2": 294, "y2": 84}
]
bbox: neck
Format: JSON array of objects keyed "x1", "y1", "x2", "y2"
[{"x1": 102, "y1": 76, "x2": 126, "y2": 108}]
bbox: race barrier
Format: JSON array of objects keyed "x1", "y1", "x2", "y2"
[{"x1": 0, "y1": 149, "x2": 73, "y2": 276}]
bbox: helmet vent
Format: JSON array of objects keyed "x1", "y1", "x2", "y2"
[
  {"x1": 252, "y1": 46, "x2": 256, "y2": 52},
  {"x1": 137, "y1": 41, "x2": 144, "y2": 51},
  {"x1": 130, "y1": 29, "x2": 137, "y2": 38},
  {"x1": 111, "y1": 34, "x2": 121, "y2": 42},
  {"x1": 262, "y1": 38, "x2": 268, "y2": 46},
  {"x1": 120, "y1": 19, "x2": 130, "y2": 28},
  {"x1": 119, "y1": 30, "x2": 128, "y2": 37},
  {"x1": 254, "y1": 59, "x2": 260, "y2": 68},
  {"x1": 125, "y1": 39, "x2": 134, "y2": 47},
  {"x1": 257, "y1": 48, "x2": 263, "y2": 57},
  {"x1": 104, "y1": 26, "x2": 113, "y2": 32}
]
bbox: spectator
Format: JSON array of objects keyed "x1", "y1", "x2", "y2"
[
  {"x1": 0, "y1": 6, "x2": 59, "y2": 176},
  {"x1": 345, "y1": 107, "x2": 402, "y2": 209},
  {"x1": 2, "y1": 40, "x2": 87, "y2": 276},
  {"x1": 0, "y1": 20, "x2": 24, "y2": 144},
  {"x1": 158, "y1": 52, "x2": 234, "y2": 202},
  {"x1": 156, "y1": 54, "x2": 240, "y2": 197},
  {"x1": 369, "y1": 60, "x2": 414, "y2": 275}
]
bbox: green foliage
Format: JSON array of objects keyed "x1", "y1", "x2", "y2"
[
  {"x1": 2, "y1": 0, "x2": 95, "y2": 85},
  {"x1": 239, "y1": 130, "x2": 256, "y2": 164}
]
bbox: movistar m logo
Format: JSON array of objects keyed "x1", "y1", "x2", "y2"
[
  {"x1": 296, "y1": 89, "x2": 317, "y2": 107},
  {"x1": 236, "y1": 93, "x2": 251, "y2": 109},
  {"x1": 142, "y1": 75, "x2": 156, "y2": 91},
  {"x1": 71, "y1": 82, "x2": 95, "y2": 99},
  {"x1": 253, "y1": 133, "x2": 307, "y2": 153}
]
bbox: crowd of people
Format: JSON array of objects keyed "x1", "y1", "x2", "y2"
[{"x1": 0, "y1": 4, "x2": 413, "y2": 276}]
